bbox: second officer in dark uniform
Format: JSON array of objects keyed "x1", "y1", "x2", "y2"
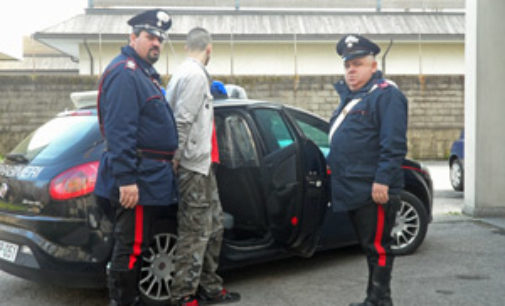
[
  {"x1": 94, "y1": 9, "x2": 177, "y2": 306},
  {"x1": 327, "y1": 34, "x2": 408, "y2": 306}
]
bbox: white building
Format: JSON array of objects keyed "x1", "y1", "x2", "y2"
[{"x1": 33, "y1": 0, "x2": 464, "y2": 76}]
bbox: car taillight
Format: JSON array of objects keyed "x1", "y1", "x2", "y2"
[{"x1": 49, "y1": 161, "x2": 99, "y2": 200}]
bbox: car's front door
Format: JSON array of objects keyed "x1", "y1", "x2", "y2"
[{"x1": 251, "y1": 108, "x2": 328, "y2": 257}]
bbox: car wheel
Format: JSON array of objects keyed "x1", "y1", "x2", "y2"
[
  {"x1": 139, "y1": 232, "x2": 178, "y2": 305},
  {"x1": 391, "y1": 191, "x2": 429, "y2": 255},
  {"x1": 450, "y1": 158, "x2": 464, "y2": 191}
]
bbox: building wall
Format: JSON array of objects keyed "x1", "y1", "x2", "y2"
[
  {"x1": 0, "y1": 75, "x2": 462, "y2": 160},
  {"x1": 0, "y1": 75, "x2": 97, "y2": 155},
  {"x1": 79, "y1": 41, "x2": 464, "y2": 76},
  {"x1": 464, "y1": 0, "x2": 505, "y2": 216}
]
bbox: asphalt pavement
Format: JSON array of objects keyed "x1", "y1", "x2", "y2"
[
  {"x1": 0, "y1": 161, "x2": 504, "y2": 306},
  {"x1": 220, "y1": 161, "x2": 505, "y2": 306}
]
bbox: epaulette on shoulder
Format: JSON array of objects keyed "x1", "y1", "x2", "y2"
[
  {"x1": 378, "y1": 79, "x2": 398, "y2": 89},
  {"x1": 124, "y1": 59, "x2": 137, "y2": 70}
]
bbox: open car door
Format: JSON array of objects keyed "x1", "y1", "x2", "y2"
[{"x1": 252, "y1": 108, "x2": 329, "y2": 257}]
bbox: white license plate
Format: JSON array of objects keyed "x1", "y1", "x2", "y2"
[{"x1": 0, "y1": 240, "x2": 18, "y2": 263}]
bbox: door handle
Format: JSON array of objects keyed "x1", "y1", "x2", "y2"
[{"x1": 306, "y1": 171, "x2": 322, "y2": 188}]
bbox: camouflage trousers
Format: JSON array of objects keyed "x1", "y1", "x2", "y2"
[{"x1": 171, "y1": 166, "x2": 225, "y2": 300}]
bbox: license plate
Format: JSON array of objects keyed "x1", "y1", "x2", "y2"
[{"x1": 0, "y1": 240, "x2": 18, "y2": 263}]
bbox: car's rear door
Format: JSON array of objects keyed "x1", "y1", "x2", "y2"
[{"x1": 250, "y1": 107, "x2": 328, "y2": 257}]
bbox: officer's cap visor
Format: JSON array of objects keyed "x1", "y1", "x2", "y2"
[
  {"x1": 342, "y1": 49, "x2": 375, "y2": 61},
  {"x1": 133, "y1": 25, "x2": 168, "y2": 41}
]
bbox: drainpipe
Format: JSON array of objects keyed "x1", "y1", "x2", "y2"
[
  {"x1": 381, "y1": 39, "x2": 393, "y2": 76},
  {"x1": 83, "y1": 39, "x2": 94, "y2": 76},
  {"x1": 293, "y1": 33, "x2": 299, "y2": 91},
  {"x1": 235, "y1": 0, "x2": 240, "y2": 10},
  {"x1": 376, "y1": 0, "x2": 381, "y2": 12},
  {"x1": 230, "y1": 31, "x2": 235, "y2": 77},
  {"x1": 98, "y1": 32, "x2": 103, "y2": 75},
  {"x1": 88, "y1": 0, "x2": 94, "y2": 8}
]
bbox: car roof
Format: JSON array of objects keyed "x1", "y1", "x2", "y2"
[
  {"x1": 67, "y1": 91, "x2": 326, "y2": 122},
  {"x1": 214, "y1": 98, "x2": 281, "y2": 109}
]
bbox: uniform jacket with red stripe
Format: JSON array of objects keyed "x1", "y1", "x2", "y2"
[
  {"x1": 94, "y1": 45, "x2": 179, "y2": 206},
  {"x1": 327, "y1": 71, "x2": 408, "y2": 212}
]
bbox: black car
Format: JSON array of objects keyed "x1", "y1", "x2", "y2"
[{"x1": 0, "y1": 91, "x2": 432, "y2": 303}]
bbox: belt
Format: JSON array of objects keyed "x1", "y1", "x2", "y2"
[{"x1": 136, "y1": 148, "x2": 174, "y2": 162}]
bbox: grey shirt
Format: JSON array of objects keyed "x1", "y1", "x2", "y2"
[{"x1": 166, "y1": 58, "x2": 214, "y2": 175}]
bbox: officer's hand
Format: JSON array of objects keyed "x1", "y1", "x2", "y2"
[
  {"x1": 372, "y1": 182, "x2": 389, "y2": 205},
  {"x1": 172, "y1": 159, "x2": 180, "y2": 175},
  {"x1": 119, "y1": 184, "x2": 139, "y2": 209}
]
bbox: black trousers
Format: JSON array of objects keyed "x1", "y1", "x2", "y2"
[
  {"x1": 98, "y1": 196, "x2": 176, "y2": 304},
  {"x1": 348, "y1": 195, "x2": 400, "y2": 268}
]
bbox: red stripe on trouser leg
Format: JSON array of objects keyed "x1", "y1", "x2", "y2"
[
  {"x1": 374, "y1": 205, "x2": 387, "y2": 267},
  {"x1": 128, "y1": 205, "x2": 144, "y2": 270}
]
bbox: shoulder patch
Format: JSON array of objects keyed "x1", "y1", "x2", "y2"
[
  {"x1": 378, "y1": 81, "x2": 389, "y2": 89},
  {"x1": 378, "y1": 79, "x2": 398, "y2": 89},
  {"x1": 125, "y1": 60, "x2": 137, "y2": 70}
]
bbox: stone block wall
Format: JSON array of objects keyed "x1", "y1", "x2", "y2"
[
  {"x1": 0, "y1": 75, "x2": 98, "y2": 155},
  {"x1": 0, "y1": 75, "x2": 464, "y2": 159}
]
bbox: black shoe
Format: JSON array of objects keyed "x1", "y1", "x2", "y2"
[
  {"x1": 349, "y1": 301, "x2": 374, "y2": 306},
  {"x1": 198, "y1": 289, "x2": 240, "y2": 305},
  {"x1": 109, "y1": 297, "x2": 142, "y2": 306},
  {"x1": 108, "y1": 270, "x2": 141, "y2": 306},
  {"x1": 350, "y1": 265, "x2": 393, "y2": 306}
]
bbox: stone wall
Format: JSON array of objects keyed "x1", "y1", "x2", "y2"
[
  {"x1": 0, "y1": 75, "x2": 98, "y2": 156},
  {"x1": 0, "y1": 75, "x2": 464, "y2": 159}
]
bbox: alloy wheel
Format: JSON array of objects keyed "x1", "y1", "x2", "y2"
[
  {"x1": 139, "y1": 233, "x2": 178, "y2": 302},
  {"x1": 450, "y1": 161, "x2": 462, "y2": 189},
  {"x1": 391, "y1": 200, "x2": 421, "y2": 251}
]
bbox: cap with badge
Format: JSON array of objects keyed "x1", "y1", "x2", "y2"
[
  {"x1": 336, "y1": 34, "x2": 381, "y2": 61},
  {"x1": 128, "y1": 9, "x2": 172, "y2": 41}
]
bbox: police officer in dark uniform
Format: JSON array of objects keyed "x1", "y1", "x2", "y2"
[
  {"x1": 94, "y1": 9, "x2": 177, "y2": 306},
  {"x1": 327, "y1": 34, "x2": 408, "y2": 306}
]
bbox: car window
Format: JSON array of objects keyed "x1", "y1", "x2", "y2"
[
  {"x1": 215, "y1": 112, "x2": 259, "y2": 168},
  {"x1": 9, "y1": 115, "x2": 98, "y2": 163},
  {"x1": 252, "y1": 109, "x2": 295, "y2": 155},
  {"x1": 286, "y1": 108, "x2": 330, "y2": 157}
]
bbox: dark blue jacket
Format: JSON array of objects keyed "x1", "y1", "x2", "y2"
[
  {"x1": 94, "y1": 46, "x2": 179, "y2": 206},
  {"x1": 327, "y1": 71, "x2": 408, "y2": 211}
]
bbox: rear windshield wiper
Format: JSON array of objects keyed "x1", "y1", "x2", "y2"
[{"x1": 5, "y1": 153, "x2": 29, "y2": 164}]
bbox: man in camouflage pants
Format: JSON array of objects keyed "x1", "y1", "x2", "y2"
[{"x1": 165, "y1": 27, "x2": 240, "y2": 306}]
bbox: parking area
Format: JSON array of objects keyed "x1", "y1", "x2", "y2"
[{"x1": 1, "y1": 161, "x2": 504, "y2": 306}]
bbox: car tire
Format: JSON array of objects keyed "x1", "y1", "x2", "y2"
[
  {"x1": 450, "y1": 158, "x2": 464, "y2": 191},
  {"x1": 391, "y1": 191, "x2": 429, "y2": 256},
  {"x1": 139, "y1": 232, "x2": 178, "y2": 305}
]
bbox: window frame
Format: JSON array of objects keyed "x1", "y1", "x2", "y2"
[
  {"x1": 284, "y1": 107, "x2": 330, "y2": 156},
  {"x1": 249, "y1": 107, "x2": 298, "y2": 157}
]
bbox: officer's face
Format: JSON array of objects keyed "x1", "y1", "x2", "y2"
[
  {"x1": 344, "y1": 55, "x2": 377, "y2": 92},
  {"x1": 130, "y1": 31, "x2": 163, "y2": 64}
]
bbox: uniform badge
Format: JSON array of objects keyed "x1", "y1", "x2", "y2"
[
  {"x1": 156, "y1": 11, "x2": 170, "y2": 27},
  {"x1": 345, "y1": 35, "x2": 359, "y2": 48},
  {"x1": 126, "y1": 60, "x2": 136, "y2": 70}
]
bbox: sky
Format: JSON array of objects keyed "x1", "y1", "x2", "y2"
[
  {"x1": 1, "y1": 0, "x2": 88, "y2": 57},
  {"x1": 2, "y1": 0, "x2": 88, "y2": 36}
]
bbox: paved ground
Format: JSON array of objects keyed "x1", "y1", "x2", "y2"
[
  {"x1": 1, "y1": 161, "x2": 504, "y2": 306},
  {"x1": 221, "y1": 162, "x2": 505, "y2": 306}
]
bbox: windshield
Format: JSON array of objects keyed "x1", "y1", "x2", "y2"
[{"x1": 9, "y1": 115, "x2": 98, "y2": 164}]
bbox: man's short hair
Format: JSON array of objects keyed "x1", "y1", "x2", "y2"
[{"x1": 186, "y1": 27, "x2": 211, "y2": 52}]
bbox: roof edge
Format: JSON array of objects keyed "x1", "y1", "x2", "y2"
[
  {"x1": 33, "y1": 32, "x2": 465, "y2": 42},
  {"x1": 85, "y1": 7, "x2": 465, "y2": 16}
]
